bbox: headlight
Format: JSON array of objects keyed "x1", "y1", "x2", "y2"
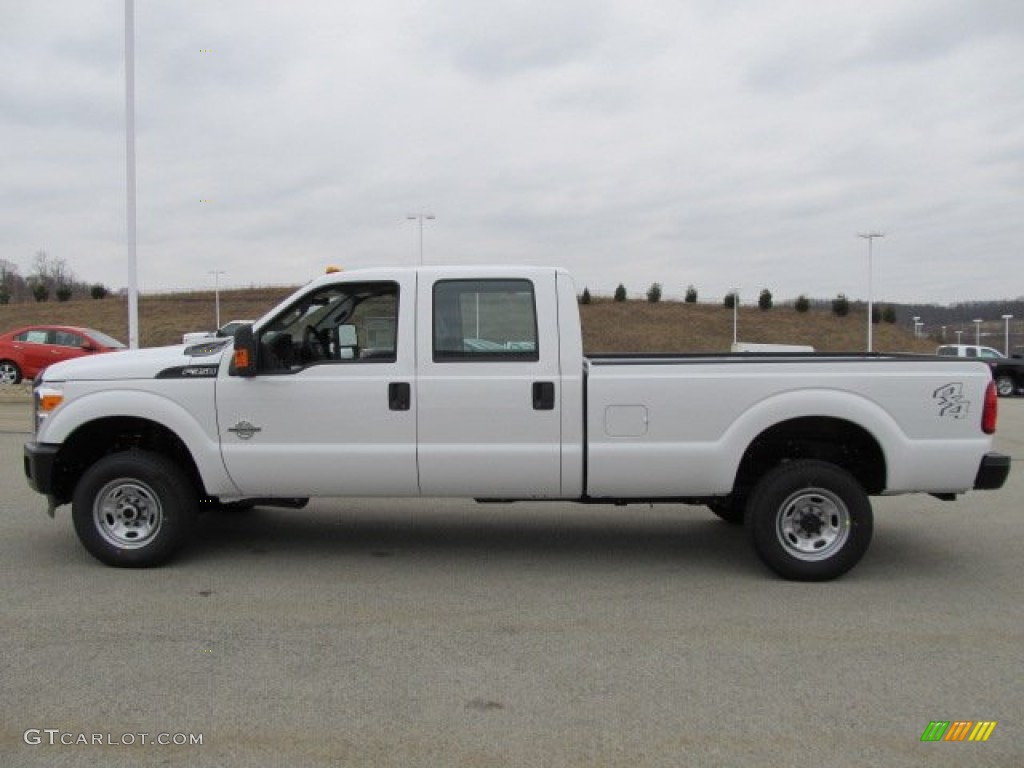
[{"x1": 34, "y1": 383, "x2": 64, "y2": 434}]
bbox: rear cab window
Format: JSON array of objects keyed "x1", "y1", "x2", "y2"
[{"x1": 432, "y1": 279, "x2": 538, "y2": 362}]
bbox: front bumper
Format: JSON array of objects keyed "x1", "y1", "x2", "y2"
[
  {"x1": 24, "y1": 442, "x2": 59, "y2": 496},
  {"x1": 974, "y1": 452, "x2": 1011, "y2": 490}
]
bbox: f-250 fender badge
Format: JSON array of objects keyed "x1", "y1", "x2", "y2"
[
  {"x1": 933, "y1": 382, "x2": 970, "y2": 419},
  {"x1": 156, "y1": 365, "x2": 219, "y2": 379},
  {"x1": 227, "y1": 420, "x2": 262, "y2": 440}
]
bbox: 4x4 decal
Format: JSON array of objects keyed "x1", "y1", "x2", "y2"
[{"x1": 933, "y1": 382, "x2": 970, "y2": 419}]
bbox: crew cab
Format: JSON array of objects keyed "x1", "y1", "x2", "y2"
[
  {"x1": 936, "y1": 344, "x2": 1024, "y2": 397},
  {"x1": 23, "y1": 266, "x2": 1010, "y2": 580}
]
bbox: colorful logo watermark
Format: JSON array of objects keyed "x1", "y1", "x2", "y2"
[{"x1": 920, "y1": 721, "x2": 997, "y2": 743}]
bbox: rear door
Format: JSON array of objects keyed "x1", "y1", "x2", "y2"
[{"x1": 415, "y1": 271, "x2": 564, "y2": 498}]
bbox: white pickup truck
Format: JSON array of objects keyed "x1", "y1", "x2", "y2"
[{"x1": 24, "y1": 266, "x2": 1010, "y2": 580}]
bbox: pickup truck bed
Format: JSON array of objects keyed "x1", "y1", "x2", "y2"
[{"x1": 584, "y1": 352, "x2": 996, "y2": 499}]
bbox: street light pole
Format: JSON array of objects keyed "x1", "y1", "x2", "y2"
[
  {"x1": 973, "y1": 319, "x2": 983, "y2": 347},
  {"x1": 209, "y1": 270, "x2": 225, "y2": 329},
  {"x1": 406, "y1": 213, "x2": 436, "y2": 265},
  {"x1": 857, "y1": 233, "x2": 884, "y2": 353},
  {"x1": 1002, "y1": 314, "x2": 1013, "y2": 356},
  {"x1": 732, "y1": 290, "x2": 739, "y2": 347},
  {"x1": 125, "y1": 0, "x2": 139, "y2": 349}
]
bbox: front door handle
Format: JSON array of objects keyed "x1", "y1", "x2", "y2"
[
  {"x1": 388, "y1": 382, "x2": 411, "y2": 411},
  {"x1": 532, "y1": 381, "x2": 555, "y2": 410}
]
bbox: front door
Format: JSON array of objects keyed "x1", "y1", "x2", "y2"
[{"x1": 215, "y1": 276, "x2": 418, "y2": 498}]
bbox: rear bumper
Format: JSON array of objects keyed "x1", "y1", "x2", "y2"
[
  {"x1": 974, "y1": 452, "x2": 1011, "y2": 490},
  {"x1": 24, "y1": 442, "x2": 59, "y2": 496}
]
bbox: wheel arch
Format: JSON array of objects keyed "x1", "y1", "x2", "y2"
[
  {"x1": 734, "y1": 415, "x2": 887, "y2": 499},
  {"x1": 719, "y1": 390, "x2": 898, "y2": 499},
  {"x1": 40, "y1": 388, "x2": 237, "y2": 505},
  {"x1": 50, "y1": 416, "x2": 208, "y2": 506}
]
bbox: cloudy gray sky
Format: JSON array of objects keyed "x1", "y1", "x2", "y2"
[{"x1": 2, "y1": 0, "x2": 1022, "y2": 303}]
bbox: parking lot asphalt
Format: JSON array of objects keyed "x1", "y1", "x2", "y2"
[{"x1": 1, "y1": 398, "x2": 1022, "y2": 767}]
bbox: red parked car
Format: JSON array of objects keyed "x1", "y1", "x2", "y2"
[{"x1": 0, "y1": 325, "x2": 126, "y2": 385}]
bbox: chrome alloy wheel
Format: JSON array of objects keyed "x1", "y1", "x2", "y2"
[
  {"x1": 775, "y1": 488, "x2": 850, "y2": 562},
  {"x1": 0, "y1": 362, "x2": 19, "y2": 385},
  {"x1": 93, "y1": 478, "x2": 164, "y2": 549},
  {"x1": 995, "y1": 376, "x2": 1015, "y2": 397}
]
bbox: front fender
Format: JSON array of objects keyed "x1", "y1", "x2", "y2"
[{"x1": 39, "y1": 387, "x2": 239, "y2": 497}]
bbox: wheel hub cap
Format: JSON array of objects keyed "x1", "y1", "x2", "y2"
[
  {"x1": 93, "y1": 479, "x2": 163, "y2": 549},
  {"x1": 776, "y1": 489, "x2": 850, "y2": 562},
  {"x1": 797, "y1": 508, "x2": 825, "y2": 536}
]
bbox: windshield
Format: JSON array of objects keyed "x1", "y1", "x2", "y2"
[{"x1": 86, "y1": 329, "x2": 126, "y2": 349}]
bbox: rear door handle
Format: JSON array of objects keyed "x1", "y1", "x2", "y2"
[
  {"x1": 532, "y1": 381, "x2": 555, "y2": 410},
  {"x1": 388, "y1": 382, "x2": 411, "y2": 411}
]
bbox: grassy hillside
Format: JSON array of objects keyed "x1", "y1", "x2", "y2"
[
  {"x1": 0, "y1": 289, "x2": 935, "y2": 354},
  {"x1": 580, "y1": 299, "x2": 935, "y2": 354},
  {"x1": 0, "y1": 288, "x2": 294, "y2": 349}
]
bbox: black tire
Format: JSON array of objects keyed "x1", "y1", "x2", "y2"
[
  {"x1": 707, "y1": 497, "x2": 745, "y2": 525},
  {"x1": 746, "y1": 460, "x2": 873, "y2": 581},
  {"x1": 72, "y1": 451, "x2": 198, "y2": 567},
  {"x1": 0, "y1": 360, "x2": 22, "y2": 385},
  {"x1": 994, "y1": 375, "x2": 1015, "y2": 398}
]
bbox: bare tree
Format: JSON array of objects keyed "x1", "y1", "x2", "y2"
[
  {"x1": 31, "y1": 250, "x2": 75, "y2": 297},
  {"x1": 31, "y1": 250, "x2": 52, "y2": 286},
  {"x1": 0, "y1": 259, "x2": 19, "y2": 304}
]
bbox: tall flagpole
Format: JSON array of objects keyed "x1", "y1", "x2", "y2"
[{"x1": 125, "y1": 0, "x2": 139, "y2": 349}]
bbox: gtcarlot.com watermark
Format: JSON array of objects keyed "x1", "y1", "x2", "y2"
[{"x1": 24, "y1": 729, "x2": 203, "y2": 747}]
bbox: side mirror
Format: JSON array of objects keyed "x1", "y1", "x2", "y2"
[{"x1": 231, "y1": 324, "x2": 257, "y2": 377}]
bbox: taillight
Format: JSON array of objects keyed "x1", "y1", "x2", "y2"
[{"x1": 982, "y1": 381, "x2": 998, "y2": 435}]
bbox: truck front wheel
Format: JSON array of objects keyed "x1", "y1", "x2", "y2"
[
  {"x1": 72, "y1": 451, "x2": 198, "y2": 567},
  {"x1": 746, "y1": 460, "x2": 872, "y2": 581}
]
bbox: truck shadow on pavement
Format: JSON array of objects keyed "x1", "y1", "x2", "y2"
[
  {"x1": 185, "y1": 501, "x2": 764, "y2": 576},
  {"x1": 179, "y1": 500, "x2": 990, "y2": 581}
]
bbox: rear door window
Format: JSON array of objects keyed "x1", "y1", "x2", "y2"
[{"x1": 432, "y1": 280, "x2": 538, "y2": 362}]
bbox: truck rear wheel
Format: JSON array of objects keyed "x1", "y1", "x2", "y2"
[
  {"x1": 746, "y1": 460, "x2": 872, "y2": 581},
  {"x1": 995, "y1": 375, "x2": 1015, "y2": 397},
  {"x1": 72, "y1": 451, "x2": 197, "y2": 567}
]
